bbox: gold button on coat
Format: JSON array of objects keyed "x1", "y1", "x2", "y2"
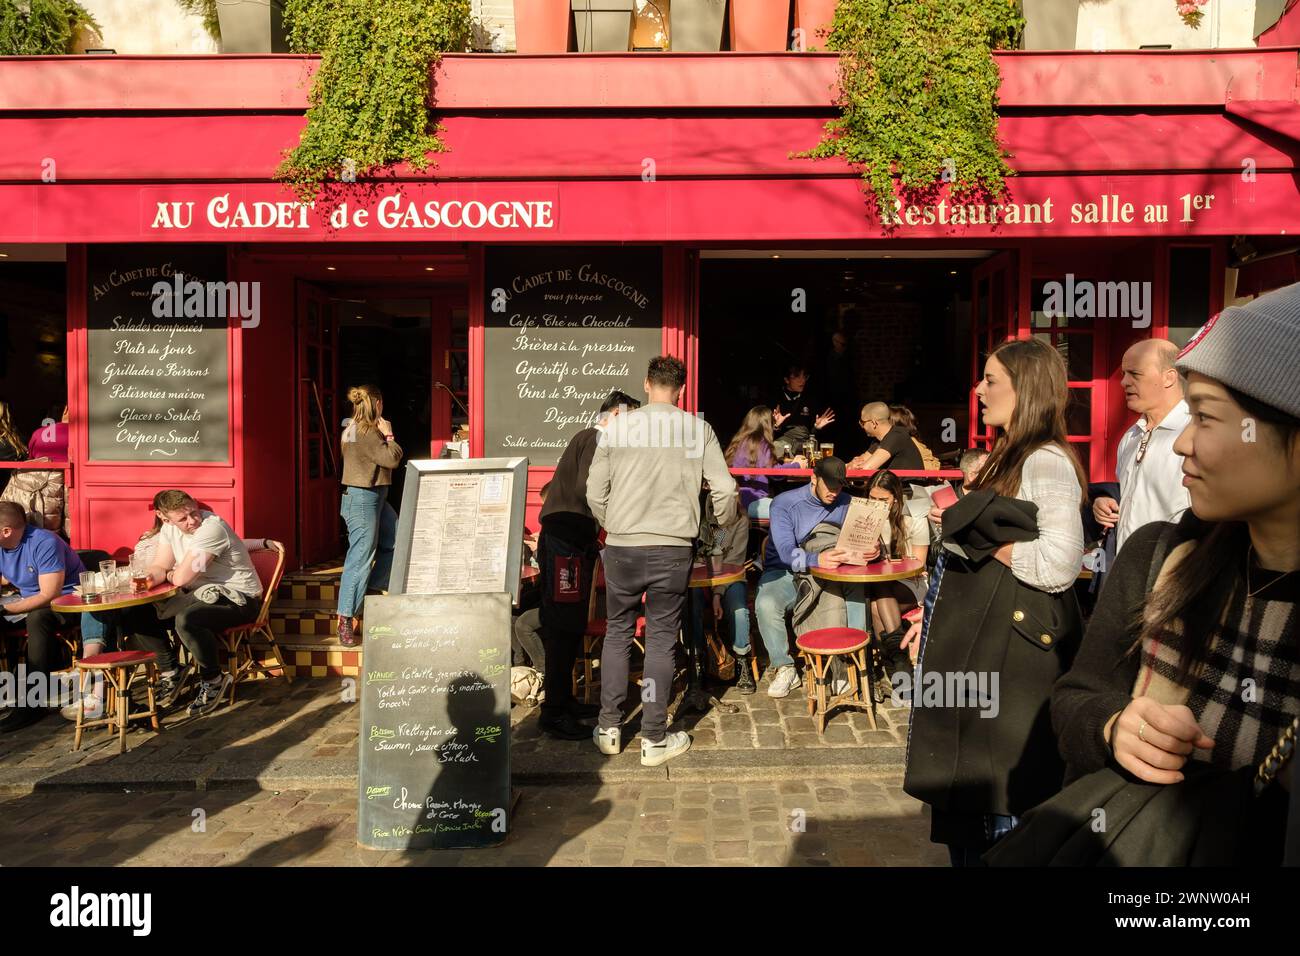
[
  {"x1": 1012, "y1": 610, "x2": 1024, "y2": 622},
  {"x1": 1040, "y1": 634, "x2": 1052, "y2": 645}
]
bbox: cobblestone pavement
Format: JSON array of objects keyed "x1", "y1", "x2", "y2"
[
  {"x1": 0, "y1": 776, "x2": 944, "y2": 867},
  {"x1": 0, "y1": 667, "x2": 907, "y2": 790}
]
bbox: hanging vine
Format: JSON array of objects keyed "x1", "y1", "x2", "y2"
[
  {"x1": 276, "y1": 0, "x2": 472, "y2": 203},
  {"x1": 0, "y1": 0, "x2": 99, "y2": 55},
  {"x1": 799, "y1": 0, "x2": 1024, "y2": 221}
]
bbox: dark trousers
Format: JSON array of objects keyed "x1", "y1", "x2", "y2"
[
  {"x1": 538, "y1": 527, "x2": 597, "y2": 720},
  {"x1": 598, "y1": 544, "x2": 693, "y2": 742},
  {"x1": 2, "y1": 608, "x2": 74, "y2": 710},
  {"x1": 122, "y1": 597, "x2": 258, "y2": 681}
]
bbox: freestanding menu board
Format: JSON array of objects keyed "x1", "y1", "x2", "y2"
[
  {"x1": 356, "y1": 592, "x2": 512, "y2": 850},
  {"x1": 85, "y1": 245, "x2": 231, "y2": 462},
  {"x1": 388, "y1": 457, "x2": 529, "y2": 605}
]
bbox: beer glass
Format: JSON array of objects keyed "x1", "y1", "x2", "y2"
[{"x1": 130, "y1": 556, "x2": 150, "y2": 594}]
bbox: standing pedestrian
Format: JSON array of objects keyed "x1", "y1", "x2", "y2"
[
  {"x1": 587, "y1": 356, "x2": 737, "y2": 766},
  {"x1": 985, "y1": 285, "x2": 1300, "y2": 865},
  {"x1": 336, "y1": 385, "x2": 401, "y2": 648},
  {"x1": 1091, "y1": 338, "x2": 1191, "y2": 553},
  {"x1": 904, "y1": 337, "x2": 1087, "y2": 866},
  {"x1": 535, "y1": 391, "x2": 639, "y2": 741}
]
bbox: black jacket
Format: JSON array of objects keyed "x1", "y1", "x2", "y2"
[{"x1": 904, "y1": 490, "x2": 1083, "y2": 818}]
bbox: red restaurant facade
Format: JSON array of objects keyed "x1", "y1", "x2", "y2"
[{"x1": 1, "y1": 47, "x2": 1299, "y2": 569}]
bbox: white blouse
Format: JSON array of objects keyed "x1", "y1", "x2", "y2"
[{"x1": 1009, "y1": 445, "x2": 1085, "y2": 593}]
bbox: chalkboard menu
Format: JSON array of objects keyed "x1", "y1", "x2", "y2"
[
  {"x1": 390, "y1": 457, "x2": 529, "y2": 604},
  {"x1": 86, "y1": 245, "x2": 230, "y2": 462},
  {"x1": 483, "y1": 246, "x2": 663, "y2": 466},
  {"x1": 357, "y1": 593, "x2": 512, "y2": 850}
]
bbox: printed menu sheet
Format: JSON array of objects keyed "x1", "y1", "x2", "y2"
[{"x1": 404, "y1": 472, "x2": 514, "y2": 594}]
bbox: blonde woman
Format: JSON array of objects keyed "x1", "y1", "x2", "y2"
[{"x1": 337, "y1": 385, "x2": 402, "y2": 647}]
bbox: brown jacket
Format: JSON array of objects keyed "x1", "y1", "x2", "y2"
[{"x1": 341, "y1": 425, "x2": 403, "y2": 487}]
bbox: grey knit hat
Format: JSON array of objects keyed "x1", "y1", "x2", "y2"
[{"x1": 1176, "y1": 281, "x2": 1300, "y2": 420}]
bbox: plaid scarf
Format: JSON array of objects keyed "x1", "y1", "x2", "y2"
[{"x1": 1136, "y1": 541, "x2": 1300, "y2": 771}]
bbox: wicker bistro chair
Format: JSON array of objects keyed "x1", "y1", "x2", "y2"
[{"x1": 218, "y1": 540, "x2": 291, "y2": 704}]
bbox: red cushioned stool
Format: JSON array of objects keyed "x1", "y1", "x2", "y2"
[
  {"x1": 73, "y1": 650, "x2": 161, "y2": 754},
  {"x1": 795, "y1": 627, "x2": 876, "y2": 733}
]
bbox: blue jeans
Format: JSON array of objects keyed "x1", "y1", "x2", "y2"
[
  {"x1": 755, "y1": 568, "x2": 866, "y2": 669},
  {"x1": 338, "y1": 485, "x2": 398, "y2": 618},
  {"x1": 691, "y1": 581, "x2": 751, "y2": 654},
  {"x1": 77, "y1": 610, "x2": 110, "y2": 651}
]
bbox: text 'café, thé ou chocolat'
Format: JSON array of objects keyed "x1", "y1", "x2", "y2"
[{"x1": 2, "y1": 48, "x2": 1300, "y2": 584}]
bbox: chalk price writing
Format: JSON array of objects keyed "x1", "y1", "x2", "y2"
[
  {"x1": 475, "y1": 725, "x2": 502, "y2": 744},
  {"x1": 478, "y1": 647, "x2": 502, "y2": 662}
]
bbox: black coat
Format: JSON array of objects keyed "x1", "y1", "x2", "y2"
[{"x1": 903, "y1": 490, "x2": 1083, "y2": 818}]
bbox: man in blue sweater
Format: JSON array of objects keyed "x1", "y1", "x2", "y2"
[{"x1": 755, "y1": 457, "x2": 862, "y2": 698}]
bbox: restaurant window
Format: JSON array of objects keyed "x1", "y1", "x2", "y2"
[
  {"x1": 0, "y1": 260, "x2": 68, "y2": 459},
  {"x1": 1168, "y1": 246, "x2": 1212, "y2": 349}
]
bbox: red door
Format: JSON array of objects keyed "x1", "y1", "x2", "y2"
[
  {"x1": 968, "y1": 251, "x2": 1021, "y2": 449},
  {"x1": 296, "y1": 281, "x2": 342, "y2": 567}
]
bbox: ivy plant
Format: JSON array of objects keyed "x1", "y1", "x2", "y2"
[
  {"x1": 277, "y1": 0, "x2": 472, "y2": 203},
  {"x1": 174, "y1": 0, "x2": 219, "y2": 42},
  {"x1": 800, "y1": 0, "x2": 1024, "y2": 221},
  {"x1": 0, "y1": 0, "x2": 99, "y2": 55}
]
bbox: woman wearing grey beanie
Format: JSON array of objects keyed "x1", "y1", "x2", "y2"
[{"x1": 994, "y1": 282, "x2": 1300, "y2": 865}]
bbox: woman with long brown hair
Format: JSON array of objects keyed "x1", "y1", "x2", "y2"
[
  {"x1": 0, "y1": 401, "x2": 27, "y2": 462},
  {"x1": 336, "y1": 384, "x2": 402, "y2": 647},
  {"x1": 903, "y1": 336, "x2": 1086, "y2": 865},
  {"x1": 724, "y1": 405, "x2": 803, "y2": 519},
  {"x1": 863, "y1": 469, "x2": 929, "y2": 677},
  {"x1": 1014, "y1": 287, "x2": 1299, "y2": 865}
]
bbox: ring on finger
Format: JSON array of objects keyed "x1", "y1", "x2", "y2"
[{"x1": 1138, "y1": 719, "x2": 1147, "y2": 743}]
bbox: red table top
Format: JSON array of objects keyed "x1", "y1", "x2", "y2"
[
  {"x1": 51, "y1": 583, "x2": 178, "y2": 613},
  {"x1": 809, "y1": 556, "x2": 925, "y2": 583}
]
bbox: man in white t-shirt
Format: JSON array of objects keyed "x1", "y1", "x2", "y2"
[
  {"x1": 122, "y1": 489, "x2": 262, "y2": 716},
  {"x1": 1092, "y1": 339, "x2": 1192, "y2": 553}
]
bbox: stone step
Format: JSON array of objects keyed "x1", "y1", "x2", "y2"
[
  {"x1": 276, "y1": 563, "x2": 342, "y2": 602},
  {"x1": 269, "y1": 606, "x2": 339, "y2": 639}
]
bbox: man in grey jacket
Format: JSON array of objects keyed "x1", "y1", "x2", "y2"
[{"x1": 586, "y1": 355, "x2": 738, "y2": 767}]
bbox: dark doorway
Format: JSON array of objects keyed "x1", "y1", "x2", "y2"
[{"x1": 697, "y1": 254, "x2": 980, "y2": 462}]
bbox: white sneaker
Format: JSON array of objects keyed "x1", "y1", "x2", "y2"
[
  {"x1": 767, "y1": 664, "x2": 802, "y2": 699},
  {"x1": 832, "y1": 678, "x2": 850, "y2": 696},
  {"x1": 59, "y1": 694, "x2": 104, "y2": 721},
  {"x1": 593, "y1": 725, "x2": 620, "y2": 755},
  {"x1": 640, "y1": 730, "x2": 691, "y2": 767}
]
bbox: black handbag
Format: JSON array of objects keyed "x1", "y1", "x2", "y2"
[{"x1": 984, "y1": 715, "x2": 1298, "y2": 867}]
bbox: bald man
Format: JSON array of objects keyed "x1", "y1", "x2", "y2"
[
  {"x1": 848, "y1": 401, "x2": 923, "y2": 472},
  {"x1": 1093, "y1": 338, "x2": 1191, "y2": 550}
]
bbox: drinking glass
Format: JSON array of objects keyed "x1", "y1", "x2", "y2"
[
  {"x1": 130, "y1": 556, "x2": 150, "y2": 594},
  {"x1": 79, "y1": 571, "x2": 101, "y2": 604},
  {"x1": 821, "y1": 443, "x2": 834, "y2": 459},
  {"x1": 98, "y1": 560, "x2": 117, "y2": 595}
]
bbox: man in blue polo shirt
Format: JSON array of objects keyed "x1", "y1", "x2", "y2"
[
  {"x1": 0, "y1": 501, "x2": 96, "y2": 732},
  {"x1": 754, "y1": 457, "x2": 871, "y2": 699}
]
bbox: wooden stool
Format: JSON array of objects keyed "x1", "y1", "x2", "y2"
[
  {"x1": 73, "y1": 650, "x2": 161, "y2": 754},
  {"x1": 795, "y1": 627, "x2": 876, "y2": 733}
]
